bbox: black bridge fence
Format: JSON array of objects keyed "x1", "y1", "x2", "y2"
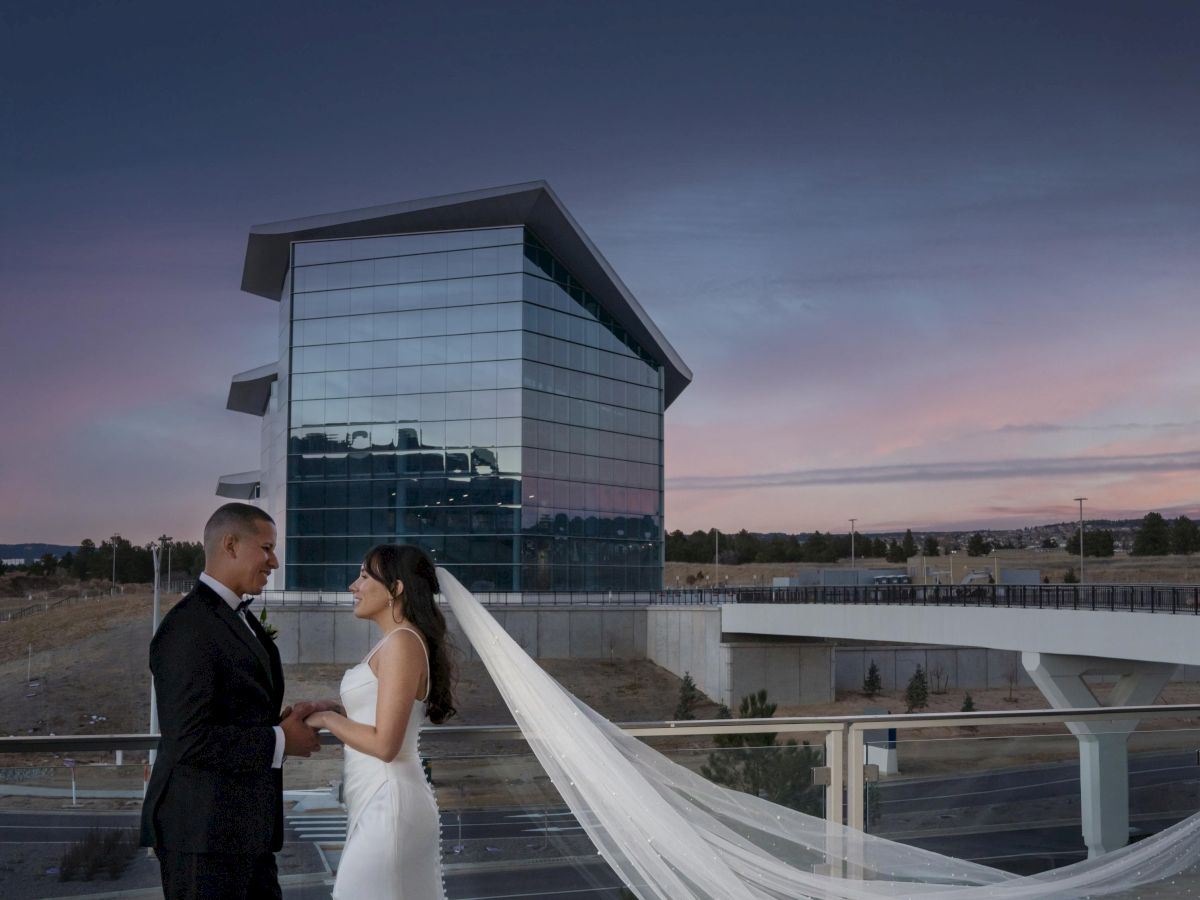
[
  {"x1": 254, "y1": 583, "x2": 1200, "y2": 612},
  {"x1": 672, "y1": 583, "x2": 1200, "y2": 614}
]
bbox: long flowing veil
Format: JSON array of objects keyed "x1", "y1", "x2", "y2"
[{"x1": 436, "y1": 567, "x2": 1200, "y2": 898}]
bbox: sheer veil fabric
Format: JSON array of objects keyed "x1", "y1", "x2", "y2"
[{"x1": 437, "y1": 568, "x2": 1200, "y2": 898}]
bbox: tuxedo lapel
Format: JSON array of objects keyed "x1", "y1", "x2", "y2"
[
  {"x1": 200, "y1": 585, "x2": 273, "y2": 686},
  {"x1": 244, "y1": 605, "x2": 283, "y2": 699}
]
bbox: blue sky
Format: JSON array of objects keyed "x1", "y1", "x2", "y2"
[{"x1": 2, "y1": 1, "x2": 1198, "y2": 543}]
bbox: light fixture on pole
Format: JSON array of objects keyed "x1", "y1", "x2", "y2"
[
  {"x1": 849, "y1": 518, "x2": 857, "y2": 571},
  {"x1": 1073, "y1": 497, "x2": 1087, "y2": 584}
]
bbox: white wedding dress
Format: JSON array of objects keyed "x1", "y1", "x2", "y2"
[{"x1": 333, "y1": 627, "x2": 445, "y2": 900}]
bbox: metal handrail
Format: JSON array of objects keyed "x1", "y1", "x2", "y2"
[{"x1": 6, "y1": 703, "x2": 1197, "y2": 753}]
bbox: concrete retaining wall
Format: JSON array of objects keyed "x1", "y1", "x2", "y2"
[
  {"x1": 644, "y1": 607, "x2": 834, "y2": 707},
  {"x1": 271, "y1": 604, "x2": 647, "y2": 665},
  {"x1": 833, "y1": 645, "x2": 1035, "y2": 692}
]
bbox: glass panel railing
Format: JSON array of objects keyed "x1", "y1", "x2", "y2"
[
  {"x1": 3, "y1": 707, "x2": 1198, "y2": 897},
  {"x1": 0, "y1": 750, "x2": 159, "y2": 896},
  {"x1": 850, "y1": 710, "x2": 1200, "y2": 877},
  {"x1": 865, "y1": 727, "x2": 1093, "y2": 873},
  {"x1": 642, "y1": 731, "x2": 829, "y2": 821},
  {"x1": 420, "y1": 730, "x2": 625, "y2": 899},
  {"x1": 1, "y1": 753, "x2": 148, "y2": 809}
]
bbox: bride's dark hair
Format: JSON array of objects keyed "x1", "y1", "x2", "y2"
[{"x1": 362, "y1": 544, "x2": 457, "y2": 724}]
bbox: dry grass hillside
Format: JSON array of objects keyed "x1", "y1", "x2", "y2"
[{"x1": 0, "y1": 586, "x2": 700, "y2": 745}]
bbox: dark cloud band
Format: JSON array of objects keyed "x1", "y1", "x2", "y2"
[{"x1": 667, "y1": 450, "x2": 1200, "y2": 491}]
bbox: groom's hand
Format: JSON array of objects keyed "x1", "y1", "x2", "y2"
[{"x1": 281, "y1": 706, "x2": 321, "y2": 757}]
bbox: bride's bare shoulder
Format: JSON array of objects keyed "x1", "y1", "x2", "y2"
[{"x1": 370, "y1": 627, "x2": 427, "y2": 671}]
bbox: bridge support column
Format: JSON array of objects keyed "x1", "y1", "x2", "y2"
[{"x1": 1021, "y1": 651, "x2": 1175, "y2": 857}]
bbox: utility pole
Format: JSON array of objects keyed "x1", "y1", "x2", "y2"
[
  {"x1": 849, "y1": 518, "x2": 857, "y2": 571},
  {"x1": 1074, "y1": 497, "x2": 1087, "y2": 584}
]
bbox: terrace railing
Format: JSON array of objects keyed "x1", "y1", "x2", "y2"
[{"x1": 3, "y1": 704, "x2": 1199, "y2": 897}]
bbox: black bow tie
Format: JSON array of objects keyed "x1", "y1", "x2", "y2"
[{"x1": 237, "y1": 598, "x2": 254, "y2": 614}]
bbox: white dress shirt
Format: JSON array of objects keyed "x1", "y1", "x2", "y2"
[{"x1": 199, "y1": 572, "x2": 286, "y2": 768}]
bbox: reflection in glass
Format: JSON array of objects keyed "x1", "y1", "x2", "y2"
[{"x1": 286, "y1": 227, "x2": 664, "y2": 591}]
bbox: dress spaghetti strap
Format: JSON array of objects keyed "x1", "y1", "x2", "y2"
[
  {"x1": 363, "y1": 626, "x2": 431, "y2": 702},
  {"x1": 396, "y1": 626, "x2": 432, "y2": 703}
]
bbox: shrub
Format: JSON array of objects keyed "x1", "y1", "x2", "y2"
[{"x1": 58, "y1": 828, "x2": 138, "y2": 882}]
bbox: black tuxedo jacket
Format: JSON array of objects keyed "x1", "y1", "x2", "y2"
[{"x1": 139, "y1": 581, "x2": 286, "y2": 854}]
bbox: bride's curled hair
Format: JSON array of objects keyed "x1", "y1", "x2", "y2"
[{"x1": 363, "y1": 544, "x2": 457, "y2": 724}]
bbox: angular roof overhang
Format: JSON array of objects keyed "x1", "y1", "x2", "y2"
[
  {"x1": 226, "y1": 363, "x2": 277, "y2": 416},
  {"x1": 216, "y1": 471, "x2": 261, "y2": 500},
  {"x1": 241, "y1": 181, "x2": 692, "y2": 406}
]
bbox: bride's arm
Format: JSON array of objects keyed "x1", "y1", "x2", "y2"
[{"x1": 305, "y1": 633, "x2": 424, "y2": 763}]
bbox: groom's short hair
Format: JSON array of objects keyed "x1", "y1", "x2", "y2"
[{"x1": 203, "y1": 503, "x2": 275, "y2": 556}]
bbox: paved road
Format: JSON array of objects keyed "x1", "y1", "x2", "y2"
[
  {"x1": 0, "y1": 808, "x2": 140, "y2": 843},
  {"x1": 877, "y1": 750, "x2": 1200, "y2": 816}
]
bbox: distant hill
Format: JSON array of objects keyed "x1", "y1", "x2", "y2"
[{"x1": 0, "y1": 543, "x2": 75, "y2": 562}]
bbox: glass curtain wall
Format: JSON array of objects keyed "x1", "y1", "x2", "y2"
[
  {"x1": 286, "y1": 227, "x2": 662, "y2": 592},
  {"x1": 519, "y1": 233, "x2": 663, "y2": 591}
]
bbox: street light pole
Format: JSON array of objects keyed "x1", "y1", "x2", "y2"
[
  {"x1": 110, "y1": 534, "x2": 120, "y2": 593},
  {"x1": 849, "y1": 518, "x2": 857, "y2": 571},
  {"x1": 158, "y1": 535, "x2": 173, "y2": 593},
  {"x1": 1074, "y1": 497, "x2": 1087, "y2": 583},
  {"x1": 149, "y1": 543, "x2": 161, "y2": 768},
  {"x1": 714, "y1": 529, "x2": 720, "y2": 587}
]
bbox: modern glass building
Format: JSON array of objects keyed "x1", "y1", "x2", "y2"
[{"x1": 221, "y1": 183, "x2": 691, "y2": 593}]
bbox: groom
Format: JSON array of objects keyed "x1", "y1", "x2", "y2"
[{"x1": 140, "y1": 503, "x2": 321, "y2": 899}]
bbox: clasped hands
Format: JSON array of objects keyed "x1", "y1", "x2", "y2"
[{"x1": 279, "y1": 698, "x2": 342, "y2": 757}]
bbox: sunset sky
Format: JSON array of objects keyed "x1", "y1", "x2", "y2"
[{"x1": 2, "y1": 1, "x2": 1198, "y2": 545}]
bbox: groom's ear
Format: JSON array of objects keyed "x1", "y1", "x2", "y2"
[{"x1": 222, "y1": 532, "x2": 240, "y2": 558}]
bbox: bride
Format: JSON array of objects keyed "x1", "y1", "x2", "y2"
[{"x1": 304, "y1": 544, "x2": 453, "y2": 900}]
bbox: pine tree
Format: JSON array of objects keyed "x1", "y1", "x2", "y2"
[
  {"x1": 700, "y1": 690, "x2": 823, "y2": 814},
  {"x1": 905, "y1": 665, "x2": 929, "y2": 713},
  {"x1": 674, "y1": 672, "x2": 702, "y2": 721},
  {"x1": 1170, "y1": 516, "x2": 1200, "y2": 556},
  {"x1": 961, "y1": 692, "x2": 975, "y2": 712},
  {"x1": 863, "y1": 661, "x2": 882, "y2": 698},
  {"x1": 1132, "y1": 512, "x2": 1171, "y2": 556}
]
